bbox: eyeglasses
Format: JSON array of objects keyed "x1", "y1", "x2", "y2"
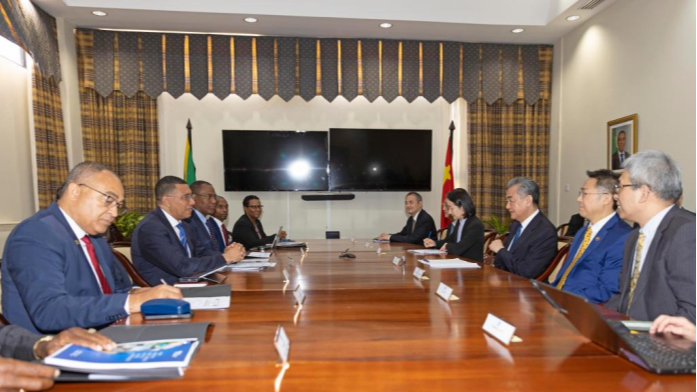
[
  {"x1": 167, "y1": 193, "x2": 196, "y2": 201},
  {"x1": 614, "y1": 184, "x2": 638, "y2": 191},
  {"x1": 247, "y1": 205, "x2": 264, "y2": 210},
  {"x1": 195, "y1": 193, "x2": 218, "y2": 201},
  {"x1": 578, "y1": 190, "x2": 609, "y2": 198},
  {"x1": 78, "y1": 184, "x2": 125, "y2": 209}
]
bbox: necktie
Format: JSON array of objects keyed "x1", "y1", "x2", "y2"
[
  {"x1": 176, "y1": 223, "x2": 190, "y2": 256},
  {"x1": 410, "y1": 217, "x2": 416, "y2": 234},
  {"x1": 620, "y1": 153, "x2": 624, "y2": 164},
  {"x1": 81, "y1": 236, "x2": 112, "y2": 294},
  {"x1": 556, "y1": 227, "x2": 593, "y2": 289},
  {"x1": 221, "y1": 223, "x2": 229, "y2": 246},
  {"x1": 206, "y1": 217, "x2": 221, "y2": 250},
  {"x1": 626, "y1": 232, "x2": 646, "y2": 311},
  {"x1": 253, "y1": 221, "x2": 263, "y2": 239},
  {"x1": 508, "y1": 226, "x2": 522, "y2": 250}
]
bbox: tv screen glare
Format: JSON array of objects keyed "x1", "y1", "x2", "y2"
[
  {"x1": 329, "y1": 128, "x2": 432, "y2": 191},
  {"x1": 223, "y1": 130, "x2": 329, "y2": 191}
]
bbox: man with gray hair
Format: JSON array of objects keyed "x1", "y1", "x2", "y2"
[
  {"x1": 606, "y1": 150, "x2": 695, "y2": 322},
  {"x1": 489, "y1": 177, "x2": 558, "y2": 278},
  {"x1": 377, "y1": 191, "x2": 437, "y2": 244}
]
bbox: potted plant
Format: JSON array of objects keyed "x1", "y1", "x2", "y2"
[
  {"x1": 482, "y1": 214, "x2": 510, "y2": 235},
  {"x1": 113, "y1": 211, "x2": 145, "y2": 240}
]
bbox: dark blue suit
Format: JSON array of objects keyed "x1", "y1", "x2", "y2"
[
  {"x1": 1, "y1": 202, "x2": 132, "y2": 334},
  {"x1": 132, "y1": 208, "x2": 226, "y2": 286},
  {"x1": 183, "y1": 209, "x2": 217, "y2": 252},
  {"x1": 552, "y1": 214, "x2": 632, "y2": 304},
  {"x1": 494, "y1": 211, "x2": 558, "y2": 279}
]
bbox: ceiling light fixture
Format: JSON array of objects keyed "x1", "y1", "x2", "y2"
[
  {"x1": 92, "y1": 11, "x2": 107, "y2": 17},
  {"x1": 380, "y1": 23, "x2": 393, "y2": 29},
  {"x1": 566, "y1": 15, "x2": 581, "y2": 21},
  {"x1": 511, "y1": 28, "x2": 525, "y2": 34},
  {"x1": 244, "y1": 17, "x2": 258, "y2": 23}
]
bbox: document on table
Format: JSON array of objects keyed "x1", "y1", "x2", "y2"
[
  {"x1": 247, "y1": 252, "x2": 271, "y2": 258},
  {"x1": 408, "y1": 249, "x2": 448, "y2": 255},
  {"x1": 418, "y1": 258, "x2": 481, "y2": 269},
  {"x1": 181, "y1": 284, "x2": 231, "y2": 309}
]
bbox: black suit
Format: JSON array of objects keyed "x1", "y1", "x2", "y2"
[
  {"x1": 434, "y1": 216, "x2": 485, "y2": 262},
  {"x1": 565, "y1": 213, "x2": 586, "y2": 237},
  {"x1": 605, "y1": 206, "x2": 696, "y2": 322},
  {"x1": 0, "y1": 324, "x2": 39, "y2": 361},
  {"x1": 132, "y1": 208, "x2": 226, "y2": 285},
  {"x1": 494, "y1": 211, "x2": 558, "y2": 279},
  {"x1": 611, "y1": 151, "x2": 630, "y2": 170},
  {"x1": 183, "y1": 209, "x2": 216, "y2": 252},
  {"x1": 390, "y1": 210, "x2": 437, "y2": 244},
  {"x1": 232, "y1": 214, "x2": 276, "y2": 249}
]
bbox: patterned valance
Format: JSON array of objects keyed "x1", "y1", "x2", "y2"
[
  {"x1": 0, "y1": 0, "x2": 61, "y2": 82},
  {"x1": 77, "y1": 28, "x2": 552, "y2": 105}
]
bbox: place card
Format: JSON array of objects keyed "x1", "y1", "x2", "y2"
[
  {"x1": 293, "y1": 285, "x2": 306, "y2": 305},
  {"x1": 436, "y1": 282, "x2": 459, "y2": 301},
  {"x1": 274, "y1": 325, "x2": 290, "y2": 364},
  {"x1": 413, "y1": 267, "x2": 429, "y2": 280},
  {"x1": 482, "y1": 313, "x2": 520, "y2": 345},
  {"x1": 392, "y1": 256, "x2": 404, "y2": 266}
]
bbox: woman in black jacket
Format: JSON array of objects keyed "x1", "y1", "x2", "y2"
[{"x1": 423, "y1": 188, "x2": 484, "y2": 262}]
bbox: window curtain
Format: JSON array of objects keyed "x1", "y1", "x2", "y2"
[
  {"x1": 76, "y1": 29, "x2": 160, "y2": 213},
  {"x1": 468, "y1": 47, "x2": 553, "y2": 224}
]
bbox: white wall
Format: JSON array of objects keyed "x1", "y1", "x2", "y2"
[
  {"x1": 159, "y1": 94, "x2": 467, "y2": 239},
  {"x1": 550, "y1": 0, "x2": 695, "y2": 224},
  {"x1": 0, "y1": 56, "x2": 35, "y2": 251}
]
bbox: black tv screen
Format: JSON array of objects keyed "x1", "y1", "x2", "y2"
[
  {"x1": 223, "y1": 130, "x2": 328, "y2": 191},
  {"x1": 329, "y1": 128, "x2": 432, "y2": 191}
]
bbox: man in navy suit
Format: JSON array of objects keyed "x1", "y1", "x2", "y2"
[
  {"x1": 184, "y1": 180, "x2": 225, "y2": 252},
  {"x1": 1, "y1": 162, "x2": 182, "y2": 334},
  {"x1": 132, "y1": 176, "x2": 245, "y2": 286},
  {"x1": 489, "y1": 177, "x2": 558, "y2": 279},
  {"x1": 377, "y1": 192, "x2": 437, "y2": 244},
  {"x1": 552, "y1": 169, "x2": 632, "y2": 303}
]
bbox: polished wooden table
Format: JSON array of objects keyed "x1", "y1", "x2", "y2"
[{"x1": 56, "y1": 240, "x2": 695, "y2": 391}]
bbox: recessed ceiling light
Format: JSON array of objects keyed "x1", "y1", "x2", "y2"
[
  {"x1": 92, "y1": 10, "x2": 107, "y2": 17},
  {"x1": 511, "y1": 28, "x2": 525, "y2": 34},
  {"x1": 566, "y1": 15, "x2": 581, "y2": 21},
  {"x1": 244, "y1": 17, "x2": 258, "y2": 23},
  {"x1": 380, "y1": 23, "x2": 393, "y2": 29}
]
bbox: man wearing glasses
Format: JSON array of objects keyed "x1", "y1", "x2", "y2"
[
  {"x1": 1, "y1": 162, "x2": 183, "y2": 334},
  {"x1": 132, "y1": 176, "x2": 245, "y2": 286},
  {"x1": 551, "y1": 169, "x2": 632, "y2": 303},
  {"x1": 605, "y1": 150, "x2": 695, "y2": 322},
  {"x1": 232, "y1": 195, "x2": 286, "y2": 249},
  {"x1": 184, "y1": 180, "x2": 225, "y2": 252}
]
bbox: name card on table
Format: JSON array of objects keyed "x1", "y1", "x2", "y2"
[
  {"x1": 482, "y1": 313, "x2": 521, "y2": 345},
  {"x1": 436, "y1": 282, "x2": 459, "y2": 301},
  {"x1": 293, "y1": 285, "x2": 306, "y2": 306},
  {"x1": 274, "y1": 325, "x2": 290, "y2": 364},
  {"x1": 392, "y1": 256, "x2": 406, "y2": 266},
  {"x1": 413, "y1": 267, "x2": 429, "y2": 280}
]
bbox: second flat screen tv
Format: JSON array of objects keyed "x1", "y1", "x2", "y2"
[
  {"x1": 329, "y1": 128, "x2": 432, "y2": 191},
  {"x1": 223, "y1": 130, "x2": 328, "y2": 191}
]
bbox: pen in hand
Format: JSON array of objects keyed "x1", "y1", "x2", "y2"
[{"x1": 160, "y1": 279, "x2": 169, "y2": 286}]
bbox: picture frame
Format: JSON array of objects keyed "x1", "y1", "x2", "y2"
[{"x1": 607, "y1": 114, "x2": 638, "y2": 171}]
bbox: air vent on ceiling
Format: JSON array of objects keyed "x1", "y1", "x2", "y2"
[{"x1": 579, "y1": 0, "x2": 605, "y2": 9}]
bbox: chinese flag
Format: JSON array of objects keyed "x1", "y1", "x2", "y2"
[{"x1": 440, "y1": 121, "x2": 455, "y2": 229}]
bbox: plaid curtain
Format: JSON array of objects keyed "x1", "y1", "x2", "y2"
[
  {"x1": 32, "y1": 65, "x2": 69, "y2": 209},
  {"x1": 468, "y1": 46, "x2": 553, "y2": 224},
  {"x1": 76, "y1": 30, "x2": 160, "y2": 213}
]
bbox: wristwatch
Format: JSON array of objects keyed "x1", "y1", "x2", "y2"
[{"x1": 33, "y1": 335, "x2": 54, "y2": 360}]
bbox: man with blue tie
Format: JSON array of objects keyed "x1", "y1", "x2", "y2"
[
  {"x1": 489, "y1": 177, "x2": 558, "y2": 279},
  {"x1": 184, "y1": 180, "x2": 225, "y2": 252},
  {"x1": 1, "y1": 162, "x2": 182, "y2": 334},
  {"x1": 552, "y1": 169, "x2": 632, "y2": 303},
  {"x1": 132, "y1": 176, "x2": 245, "y2": 286}
]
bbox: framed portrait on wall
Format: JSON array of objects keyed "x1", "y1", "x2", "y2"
[{"x1": 607, "y1": 114, "x2": 638, "y2": 171}]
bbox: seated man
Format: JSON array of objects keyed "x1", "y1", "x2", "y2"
[
  {"x1": 489, "y1": 177, "x2": 557, "y2": 279},
  {"x1": 605, "y1": 150, "x2": 695, "y2": 322},
  {"x1": 552, "y1": 170, "x2": 632, "y2": 303},
  {"x1": 212, "y1": 195, "x2": 232, "y2": 246},
  {"x1": 1, "y1": 325, "x2": 116, "y2": 391},
  {"x1": 377, "y1": 192, "x2": 437, "y2": 244},
  {"x1": 184, "y1": 180, "x2": 224, "y2": 252},
  {"x1": 232, "y1": 195, "x2": 286, "y2": 249},
  {"x1": 1, "y1": 162, "x2": 182, "y2": 334},
  {"x1": 132, "y1": 176, "x2": 245, "y2": 286}
]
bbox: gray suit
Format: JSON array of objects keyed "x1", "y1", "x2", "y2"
[
  {"x1": 0, "y1": 324, "x2": 40, "y2": 361},
  {"x1": 606, "y1": 206, "x2": 696, "y2": 323}
]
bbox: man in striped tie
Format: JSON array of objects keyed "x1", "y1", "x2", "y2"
[
  {"x1": 552, "y1": 169, "x2": 632, "y2": 303},
  {"x1": 212, "y1": 195, "x2": 232, "y2": 246}
]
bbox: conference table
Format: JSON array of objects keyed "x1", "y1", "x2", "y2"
[{"x1": 55, "y1": 240, "x2": 694, "y2": 391}]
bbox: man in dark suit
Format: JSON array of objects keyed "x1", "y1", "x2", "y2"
[
  {"x1": 611, "y1": 130, "x2": 630, "y2": 170},
  {"x1": 605, "y1": 150, "x2": 695, "y2": 322},
  {"x1": 489, "y1": 177, "x2": 558, "y2": 279},
  {"x1": 378, "y1": 192, "x2": 437, "y2": 244},
  {"x1": 0, "y1": 325, "x2": 116, "y2": 390},
  {"x1": 212, "y1": 195, "x2": 232, "y2": 246},
  {"x1": 184, "y1": 180, "x2": 225, "y2": 252},
  {"x1": 1, "y1": 162, "x2": 182, "y2": 334},
  {"x1": 132, "y1": 176, "x2": 245, "y2": 286},
  {"x1": 552, "y1": 170, "x2": 632, "y2": 303},
  {"x1": 232, "y1": 195, "x2": 286, "y2": 249}
]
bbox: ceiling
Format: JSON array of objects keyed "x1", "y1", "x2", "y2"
[{"x1": 33, "y1": 0, "x2": 617, "y2": 44}]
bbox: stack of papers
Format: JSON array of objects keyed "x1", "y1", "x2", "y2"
[
  {"x1": 225, "y1": 259, "x2": 277, "y2": 271},
  {"x1": 181, "y1": 284, "x2": 231, "y2": 310},
  {"x1": 408, "y1": 249, "x2": 448, "y2": 255},
  {"x1": 418, "y1": 258, "x2": 481, "y2": 269},
  {"x1": 247, "y1": 251, "x2": 271, "y2": 258}
]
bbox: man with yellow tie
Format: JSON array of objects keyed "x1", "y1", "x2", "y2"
[{"x1": 553, "y1": 169, "x2": 632, "y2": 303}]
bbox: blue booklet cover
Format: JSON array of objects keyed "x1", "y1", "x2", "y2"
[{"x1": 45, "y1": 339, "x2": 199, "y2": 371}]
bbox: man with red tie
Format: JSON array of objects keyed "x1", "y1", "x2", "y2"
[
  {"x1": 1, "y1": 162, "x2": 182, "y2": 334},
  {"x1": 212, "y1": 195, "x2": 232, "y2": 246}
]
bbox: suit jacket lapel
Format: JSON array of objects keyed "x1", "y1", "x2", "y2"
[
  {"x1": 511, "y1": 214, "x2": 540, "y2": 252},
  {"x1": 155, "y1": 208, "x2": 189, "y2": 256},
  {"x1": 619, "y1": 229, "x2": 640, "y2": 311},
  {"x1": 504, "y1": 221, "x2": 521, "y2": 248},
  {"x1": 91, "y1": 237, "x2": 117, "y2": 290},
  {"x1": 576, "y1": 215, "x2": 617, "y2": 264},
  {"x1": 631, "y1": 209, "x2": 674, "y2": 303}
]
